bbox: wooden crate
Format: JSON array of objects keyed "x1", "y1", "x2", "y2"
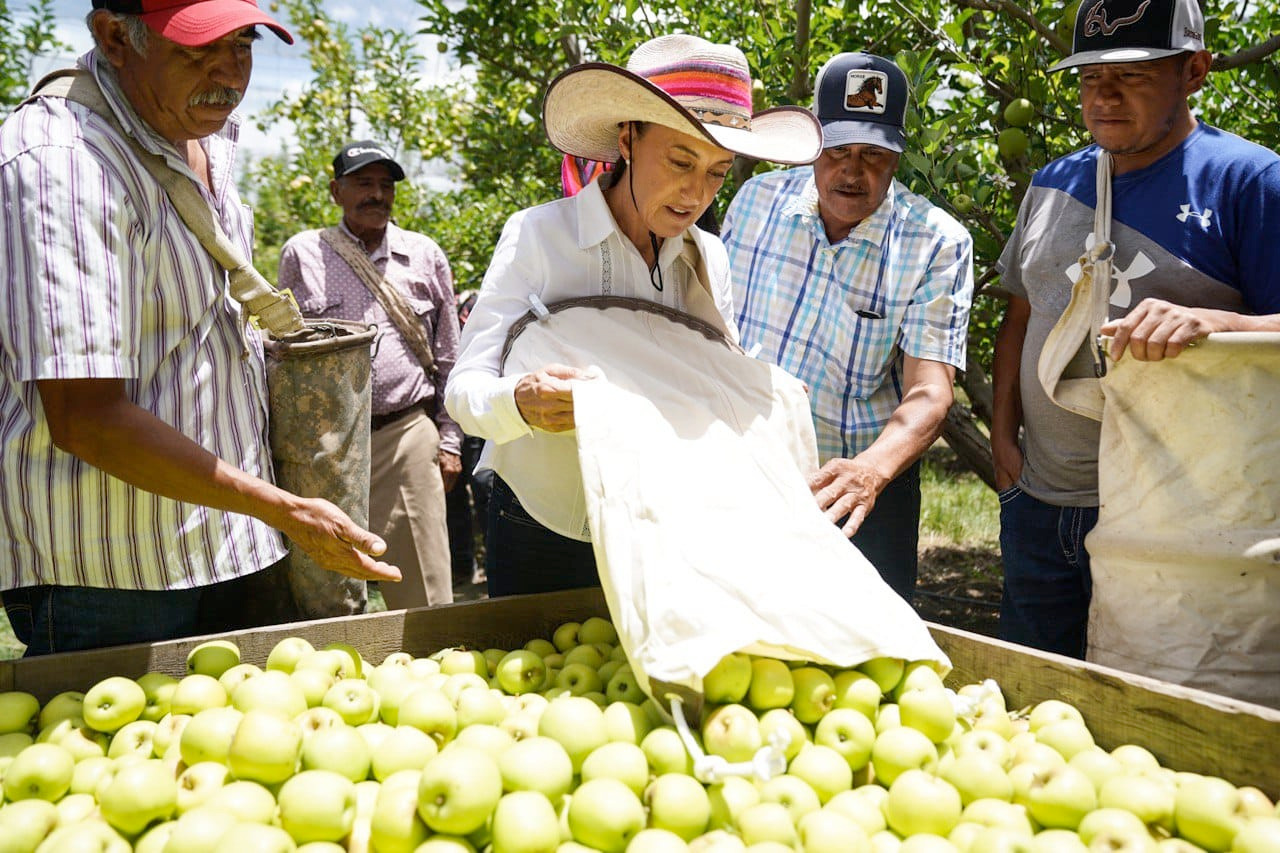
[{"x1": 3, "y1": 587, "x2": 1277, "y2": 796}]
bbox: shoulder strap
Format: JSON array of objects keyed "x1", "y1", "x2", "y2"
[
  {"x1": 677, "y1": 232, "x2": 735, "y2": 344},
  {"x1": 319, "y1": 227, "x2": 437, "y2": 376},
  {"x1": 1035, "y1": 151, "x2": 1114, "y2": 421},
  {"x1": 28, "y1": 70, "x2": 305, "y2": 338}
]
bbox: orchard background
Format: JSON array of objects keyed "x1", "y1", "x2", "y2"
[{"x1": 0, "y1": 0, "x2": 1276, "y2": 651}]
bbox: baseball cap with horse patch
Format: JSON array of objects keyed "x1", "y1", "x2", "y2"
[
  {"x1": 812, "y1": 52, "x2": 908, "y2": 153},
  {"x1": 1049, "y1": 0, "x2": 1205, "y2": 71}
]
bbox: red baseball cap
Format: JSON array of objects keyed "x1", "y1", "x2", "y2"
[{"x1": 92, "y1": 0, "x2": 293, "y2": 47}]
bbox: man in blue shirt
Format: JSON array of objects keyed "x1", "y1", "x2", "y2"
[
  {"x1": 722, "y1": 53, "x2": 974, "y2": 601},
  {"x1": 992, "y1": 0, "x2": 1280, "y2": 658}
]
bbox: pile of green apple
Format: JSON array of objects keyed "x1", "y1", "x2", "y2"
[{"x1": 1, "y1": 616, "x2": 1278, "y2": 853}]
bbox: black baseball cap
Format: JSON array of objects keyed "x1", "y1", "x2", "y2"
[
  {"x1": 332, "y1": 140, "x2": 405, "y2": 181},
  {"x1": 1049, "y1": 0, "x2": 1205, "y2": 72},
  {"x1": 812, "y1": 52, "x2": 908, "y2": 153}
]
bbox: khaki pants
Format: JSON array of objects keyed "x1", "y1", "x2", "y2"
[{"x1": 370, "y1": 409, "x2": 453, "y2": 609}]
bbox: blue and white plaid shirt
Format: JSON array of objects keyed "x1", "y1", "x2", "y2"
[{"x1": 722, "y1": 167, "x2": 973, "y2": 463}]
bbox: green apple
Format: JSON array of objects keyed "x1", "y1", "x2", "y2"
[
  {"x1": 552, "y1": 622, "x2": 581, "y2": 653},
  {"x1": 227, "y1": 709, "x2": 303, "y2": 785},
  {"x1": 577, "y1": 616, "x2": 618, "y2": 647},
  {"x1": 495, "y1": 650, "x2": 548, "y2": 696},
  {"x1": 959, "y1": 797, "x2": 1036, "y2": 835},
  {"x1": 175, "y1": 761, "x2": 230, "y2": 814},
  {"x1": 874, "y1": 702, "x2": 901, "y2": 734},
  {"x1": 370, "y1": 724, "x2": 438, "y2": 781},
  {"x1": 164, "y1": 806, "x2": 237, "y2": 852},
  {"x1": 499, "y1": 710, "x2": 540, "y2": 742},
  {"x1": 321, "y1": 643, "x2": 365, "y2": 679},
  {"x1": 3, "y1": 742, "x2": 74, "y2": 801},
  {"x1": 706, "y1": 775, "x2": 760, "y2": 831},
  {"x1": 567, "y1": 777, "x2": 645, "y2": 853},
  {"x1": 300, "y1": 724, "x2": 371, "y2": 782},
  {"x1": 203, "y1": 779, "x2": 277, "y2": 824},
  {"x1": 997, "y1": 127, "x2": 1030, "y2": 160},
  {"x1": 703, "y1": 653, "x2": 753, "y2": 705},
  {"x1": 537, "y1": 696, "x2": 608, "y2": 774},
  {"x1": 758, "y1": 773, "x2": 822, "y2": 823},
  {"x1": 320, "y1": 678, "x2": 379, "y2": 727},
  {"x1": 759, "y1": 708, "x2": 808, "y2": 762},
  {"x1": 788, "y1": 668, "x2": 837, "y2": 724},
  {"x1": 54, "y1": 791, "x2": 99, "y2": 826},
  {"x1": 1010, "y1": 763, "x2": 1098, "y2": 830},
  {"x1": 294, "y1": 650, "x2": 347, "y2": 681},
  {"x1": 291, "y1": 668, "x2": 338, "y2": 711},
  {"x1": 107, "y1": 719, "x2": 158, "y2": 760},
  {"x1": 97, "y1": 758, "x2": 178, "y2": 837},
  {"x1": 231, "y1": 671, "x2": 308, "y2": 719},
  {"x1": 871, "y1": 723, "x2": 939, "y2": 785},
  {"x1": 701, "y1": 703, "x2": 762, "y2": 763},
  {"x1": 1027, "y1": 700, "x2": 1085, "y2": 733},
  {"x1": 1068, "y1": 745, "x2": 1124, "y2": 793},
  {"x1": 187, "y1": 640, "x2": 241, "y2": 679},
  {"x1": 1012, "y1": 733, "x2": 1068, "y2": 770},
  {"x1": 0, "y1": 730, "x2": 33, "y2": 758},
  {"x1": 440, "y1": 649, "x2": 488, "y2": 678},
  {"x1": 398, "y1": 686, "x2": 458, "y2": 748},
  {"x1": 37, "y1": 691, "x2": 85, "y2": 732},
  {"x1": 480, "y1": 648, "x2": 509, "y2": 676},
  {"x1": 641, "y1": 726, "x2": 695, "y2": 777},
  {"x1": 602, "y1": 700, "x2": 653, "y2": 745},
  {"x1": 1100, "y1": 772, "x2": 1175, "y2": 832},
  {"x1": 890, "y1": 661, "x2": 945, "y2": 703},
  {"x1": 971, "y1": 696, "x2": 1016, "y2": 740},
  {"x1": 645, "y1": 772, "x2": 711, "y2": 841},
  {"x1": 412, "y1": 838, "x2": 476, "y2": 853},
  {"x1": 1076, "y1": 806, "x2": 1153, "y2": 846},
  {"x1": 604, "y1": 666, "x2": 646, "y2": 705},
  {"x1": 452, "y1": 723, "x2": 515, "y2": 759},
  {"x1": 218, "y1": 663, "x2": 264, "y2": 697},
  {"x1": 1175, "y1": 775, "x2": 1247, "y2": 852},
  {"x1": 857, "y1": 657, "x2": 906, "y2": 694},
  {"x1": 736, "y1": 801, "x2": 798, "y2": 847},
  {"x1": 523, "y1": 638, "x2": 557, "y2": 658},
  {"x1": 296, "y1": 705, "x2": 345, "y2": 737},
  {"x1": 788, "y1": 744, "x2": 853, "y2": 805},
  {"x1": 628, "y1": 828, "x2": 690, "y2": 853},
  {"x1": 497, "y1": 735, "x2": 574, "y2": 803},
  {"x1": 831, "y1": 670, "x2": 881, "y2": 721},
  {"x1": 939, "y1": 752, "x2": 1013, "y2": 805},
  {"x1": 885, "y1": 768, "x2": 963, "y2": 837},
  {"x1": 1036, "y1": 719, "x2": 1096, "y2": 761},
  {"x1": 0, "y1": 692, "x2": 40, "y2": 735},
  {"x1": 799, "y1": 808, "x2": 869, "y2": 853},
  {"x1": 814, "y1": 707, "x2": 876, "y2": 774},
  {"x1": 210, "y1": 822, "x2": 296, "y2": 853},
  {"x1": 277, "y1": 769, "x2": 357, "y2": 844},
  {"x1": 953, "y1": 729, "x2": 1015, "y2": 771},
  {"x1": 32, "y1": 820, "x2": 132, "y2": 853},
  {"x1": 580, "y1": 741, "x2": 650, "y2": 796},
  {"x1": 747, "y1": 659, "x2": 794, "y2": 711},
  {"x1": 82, "y1": 676, "x2": 147, "y2": 734},
  {"x1": 899, "y1": 686, "x2": 957, "y2": 744},
  {"x1": 1237, "y1": 787, "x2": 1275, "y2": 818},
  {"x1": 0, "y1": 798, "x2": 59, "y2": 850},
  {"x1": 1234, "y1": 816, "x2": 1280, "y2": 852},
  {"x1": 1004, "y1": 97, "x2": 1035, "y2": 127},
  {"x1": 36, "y1": 716, "x2": 109, "y2": 761},
  {"x1": 491, "y1": 790, "x2": 562, "y2": 853},
  {"x1": 826, "y1": 787, "x2": 889, "y2": 836},
  {"x1": 169, "y1": 675, "x2": 230, "y2": 716},
  {"x1": 554, "y1": 663, "x2": 604, "y2": 697},
  {"x1": 369, "y1": 774, "x2": 430, "y2": 853},
  {"x1": 136, "y1": 673, "x2": 179, "y2": 723},
  {"x1": 416, "y1": 744, "x2": 503, "y2": 836},
  {"x1": 265, "y1": 636, "x2": 316, "y2": 674},
  {"x1": 69, "y1": 754, "x2": 115, "y2": 795},
  {"x1": 687, "y1": 829, "x2": 747, "y2": 852}
]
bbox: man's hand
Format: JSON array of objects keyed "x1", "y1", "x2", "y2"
[
  {"x1": 808, "y1": 457, "x2": 890, "y2": 537},
  {"x1": 278, "y1": 497, "x2": 402, "y2": 582},
  {"x1": 1101, "y1": 299, "x2": 1226, "y2": 362},
  {"x1": 440, "y1": 451, "x2": 462, "y2": 493},
  {"x1": 991, "y1": 436, "x2": 1024, "y2": 492},
  {"x1": 514, "y1": 364, "x2": 593, "y2": 433}
]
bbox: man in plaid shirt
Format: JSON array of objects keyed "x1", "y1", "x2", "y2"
[{"x1": 722, "y1": 53, "x2": 973, "y2": 600}]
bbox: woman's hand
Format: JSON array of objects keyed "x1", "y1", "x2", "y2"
[{"x1": 514, "y1": 364, "x2": 592, "y2": 432}]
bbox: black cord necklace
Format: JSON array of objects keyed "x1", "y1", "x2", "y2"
[{"x1": 627, "y1": 123, "x2": 664, "y2": 293}]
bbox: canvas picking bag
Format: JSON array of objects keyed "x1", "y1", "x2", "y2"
[
  {"x1": 500, "y1": 297, "x2": 950, "y2": 716},
  {"x1": 1037, "y1": 152, "x2": 1280, "y2": 708}
]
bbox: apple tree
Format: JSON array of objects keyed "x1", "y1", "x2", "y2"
[{"x1": 0, "y1": 0, "x2": 68, "y2": 109}]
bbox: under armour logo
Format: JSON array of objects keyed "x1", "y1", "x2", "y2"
[
  {"x1": 1083, "y1": 0, "x2": 1152, "y2": 37},
  {"x1": 1176, "y1": 204, "x2": 1213, "y2": 227},
  {"x1": 1065, "y1": 233, "x2": 1153, "y2": 310}
]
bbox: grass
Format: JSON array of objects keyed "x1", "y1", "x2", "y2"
[{"x1": 0, "y1": 443, "x2": 999, "y2": 661}]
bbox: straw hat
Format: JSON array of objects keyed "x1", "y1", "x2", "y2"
[{"x1": 542, "y1": 34, "x2": 822, "y2": 166}]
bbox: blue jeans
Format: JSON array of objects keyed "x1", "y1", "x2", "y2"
[
  {"x1": 845, "y1": 461, "x2": 921, "y2": 602},
  {"x1": 998, "y1": 486, "x2": 1097, "y2": 659},
  {"x1": 1, "y1": 563, "x2": 294, "y2": 657},
  {"x1": 485, "y1": 475, "x2": 599, "y2": 598}
]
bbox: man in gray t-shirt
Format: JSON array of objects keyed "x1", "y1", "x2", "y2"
[{"x1": 991, "y1": 0, "x2": 1280, "y2": 658}]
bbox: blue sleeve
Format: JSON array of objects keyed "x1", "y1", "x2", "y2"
[{"x1": 1233, "y1": 160, "x2": 1280, "y2": 314}]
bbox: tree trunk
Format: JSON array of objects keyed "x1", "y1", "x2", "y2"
[{"x1": 941, "y1": 402, "x2": 997, "y2": 491}]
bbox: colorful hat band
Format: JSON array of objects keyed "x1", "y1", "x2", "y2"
[{"x1": 642, "y1": 64, "x2": 753, "y2": 130}]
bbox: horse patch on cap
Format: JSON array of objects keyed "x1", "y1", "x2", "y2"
[{"x1": 844, "y1": 70, "x2": 888, "y2": 115}]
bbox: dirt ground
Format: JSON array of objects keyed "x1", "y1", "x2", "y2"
[{"x1": 911, "y1": 544, "x2": 1002, "y2": 638}]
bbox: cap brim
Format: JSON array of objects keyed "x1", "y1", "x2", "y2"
[
  {"x1": 820, "y1": 120, "x2": 905, "y2": 153},
  {"x1": 142, "y1": 1, "x2": 293, "y2": 47},
  {"x1": 1048, "y1": 46, "x2": 1188, "y2": 72},
  {"x1": 542, "y1": 63, "x2": 821, "y2": 166}
]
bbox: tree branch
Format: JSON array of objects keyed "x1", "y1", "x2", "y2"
[
  {"x1": 1212, "y1": 34, "x2": 1280, "y2": 70},
  {"x1": 955, "y1": 0, "x2": 1071, "y2": 56}
]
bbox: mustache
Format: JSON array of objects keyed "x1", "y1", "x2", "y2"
[
  {"x1": 189, "y1": 87, "x2": 243, "y2": 108},
  {"x1": 360, "y1": 201, "x2": 391, "y2": 211}
]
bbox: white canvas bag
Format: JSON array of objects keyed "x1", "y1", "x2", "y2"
[
  {"x1": 500, "y1": 298, "x2": 949, "y2": 708},
  {"x1": 1037, "y1": 152, "x2": 1280, "y2": 708}
]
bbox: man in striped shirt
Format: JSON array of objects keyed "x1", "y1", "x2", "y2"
[
  {"x1": 722, "y1": 53, "x2": 973, "y2": 601},
  {"x1": 0, "y1": 0, "x2": 399, "y2": 655}
]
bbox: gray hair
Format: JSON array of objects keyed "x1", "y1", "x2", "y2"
[{"x1": 86, "y1": 9, "x2": 151, "y2": 57}]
